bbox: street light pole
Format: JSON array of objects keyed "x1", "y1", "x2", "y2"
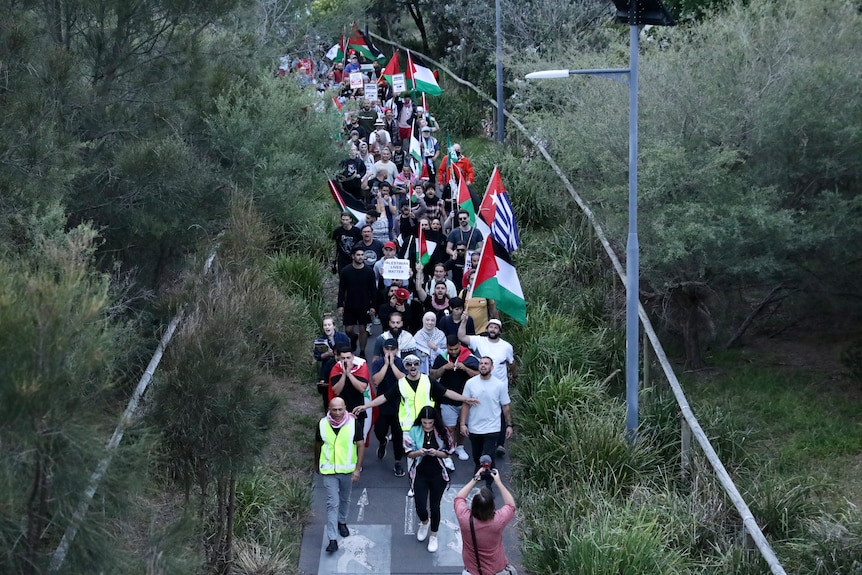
[
  {"x1": 526, "y1": 0, "x2": 674, "y2": 441},
  {"x1": 624, "y1": 22, "x2": 639, "y2": 441},
  {"x1": 495, "y1": 0, "x2": 504, "y2": 142}
]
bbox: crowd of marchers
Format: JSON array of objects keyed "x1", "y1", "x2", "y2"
[{"x1": 306, "y1": 41, "x2": 520, "y2": 575}]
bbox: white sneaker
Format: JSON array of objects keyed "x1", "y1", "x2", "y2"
[
  {"x1": 427, "y1": 535, "x2": 438, "y2": 552},
  {"x1": 444, "y1": 457, "x2": 455, "y2": 471},
  {"x1": 417, "y1": 521, "x2": 430, "y2": 542},
  {"x1": 455, "y1": 445, "x2": 469, "y2": 460},
  {"x1": 407, "y1": 487, "x2": 414, "y2": 497}
]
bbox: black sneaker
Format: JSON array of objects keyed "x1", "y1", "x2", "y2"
[
  {"x1": 338, "y1": 523, "x2": 350, "y2": 537},
  {"x1": 377, "y1": 438, "x2": 387, "y2": 459},
  {"x1": 495, "y1": 445, "x2": 506, "y2": 458},
  {"x1": 394, "y1": 461, "x2": 405, "y2": 477},
  {"x1": 326, "y1": 539, "x2": 338, "y2": 553}
]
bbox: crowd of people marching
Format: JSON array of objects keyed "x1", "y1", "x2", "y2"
[{"x1": 304, "y1": 30, "x2": 520, "y2": 575}]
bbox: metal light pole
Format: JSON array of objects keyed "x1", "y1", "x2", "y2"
[
  {"x1": 526, "y1": 0, "x2": 673, "y2": 441},
  {"x1": 495, "y1": 0, "x2": 504, "y2": 142}
]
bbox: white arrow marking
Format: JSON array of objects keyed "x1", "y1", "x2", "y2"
[{"x1": 356, "y1": 488, "x2": 369, "y2": 522}]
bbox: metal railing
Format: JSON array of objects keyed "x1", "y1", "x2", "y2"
[{"x1": 372, "y1": 34, "x2": 788, "y2": 575}]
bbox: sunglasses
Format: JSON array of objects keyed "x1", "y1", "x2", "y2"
[{"x1": 404, "y1": 361, "x2": 420, "y2": 367}]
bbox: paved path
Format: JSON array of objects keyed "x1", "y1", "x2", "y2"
[{"x1": 298, "y1": 440, "x2": 522, "y2": 575}]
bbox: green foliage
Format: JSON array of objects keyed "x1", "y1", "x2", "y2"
[
  {"x1": 557, "y1": 503, "x2": 692, "y2": 574},
  {"x1": 841, "y1": 338, "x2": 862, "y2": 389},
  {"x1": 786, "y1": 504, "x2": 862, "y2": 575},
  {"x1": 741, "y1": 474, "x2": 821, "y2": 541},
  {"x1": 473, "y1": 150, "x2": 575, "y2": 230},
  {"x1": 205, "y1": 76, "x2": 342, "y2": 226},
  {"x1": 0, "y1": 209, "x2": 143, "y2": 573},
  {"x1": 434, "y1": 89, "x2": 485, "y2": 137}
]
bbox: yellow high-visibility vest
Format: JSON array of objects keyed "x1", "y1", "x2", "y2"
[
  {"x1": 398, "y1": 375, "x2": 435, "y2": 430},
  {"x1": 319, "y1": 418, "x2": 358, "y2": 474}
]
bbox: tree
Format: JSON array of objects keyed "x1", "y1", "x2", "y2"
[
  {"x1": 0, "y1": 206, "x2": 141, "y2": 573},
  {"x1": 149, "y1": 196, "x2": 314, "y2": 571},
  {"x1": 514, "y1": 0, "x2": 862, "y2": 367}
]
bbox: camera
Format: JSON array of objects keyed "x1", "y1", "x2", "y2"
[{"x1": 479, "y1": 454, "x2": 493, "y2": 479}]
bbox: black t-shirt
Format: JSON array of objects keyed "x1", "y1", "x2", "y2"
[
  {"x1": 432, "y1": 351, "x2": 480, "y2": 405},
  {"x1": 359, "y1": 239, "x2": 384, "y2": 266},
  {"x1": 337, "y1": 264, "x2": 377, "y2": 311},
  {"x1": 371, "y1": 357, "x2": 405, "y2": 415},
  {"x1": 438, "y1": 314, "x2": 475, "y2": 338},
  {"x1": 332, "y1": 226, "x2": 362, "y2": 268},
  {"x1": 445, "y1": 257, "x2": 466, "y2": 290},
  {"x1": 327, "y1": 368, "x2": 369, "y2": 418}
]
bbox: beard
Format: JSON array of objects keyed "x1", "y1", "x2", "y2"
[
  {"x1": 488, "y1": 331, "x2": 499, "y2": 340},
  {"x1": 390, "y1": 327, "x2": 402, "y2": 338}
]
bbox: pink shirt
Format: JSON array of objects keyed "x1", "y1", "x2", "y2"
[{"x1": 454, "y1": 497, "x2": 515, "y2": 575}]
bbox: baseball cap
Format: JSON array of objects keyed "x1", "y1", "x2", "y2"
[
  {"x1": 488, "y1": 319, "x2": 502, "y2": 328},
  {"x1": 383, "y1": 338, "x2": 398, "y2": 349},
  {"x1": 402, "y1": 354, "x2": 420, "y2": 365},
  {"x1": 383, "y1": 241, "x2": 396, "y2": 250}
]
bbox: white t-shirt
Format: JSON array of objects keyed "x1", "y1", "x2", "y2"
[
  {"x1": 373, "y1": 159, "x2": 398, "y2": 185},
  {"x1": 467, "y1": 336, "x2": 514, "y2": 384},
  {"x1": 462, "y1": 375, "x2": 510, "y2": 434}
]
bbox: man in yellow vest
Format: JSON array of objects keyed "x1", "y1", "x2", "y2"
[
  {"x1": 353, "y1": 354, "x2": 478, "y2": 477},
  {"x1": 315, "y1": 397, "x2": 365, "y2": 554}
]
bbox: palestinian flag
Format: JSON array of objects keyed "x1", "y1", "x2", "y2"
[
  {"x1": 478, "y1": 166, "x2": 521, "y2": 253},
  {"x1": 407, "y1": 51, "x2": 443, "y2": 96},
  {"x1": 380, "y1": 51, "x2": 400, "y2": 85},
  {"x1": 349, "y1": 25, "x2": 386, "y2": 62},
  {"x1": 327, "y1": 179, "x2": 365, "y2": 223},
  {"x1": 416, "y1": 226, "x2": 436, "y2": 267},
  {"x1": 470, "y1": 238, "x2": 527, "y2": 325},
  {"x1": 456, "y1": 166, "x2": 476, "y2": 226},
  {"x1": 408, "y1": 122, "x2": 422, "y2": 174},
  {"x1": 325, "y1": 41, "x2": 344, "y2": 63}
]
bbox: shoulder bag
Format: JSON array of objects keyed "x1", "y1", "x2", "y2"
[{"x1": 468, "y1": 515, "x2": 517, "y2": 575}]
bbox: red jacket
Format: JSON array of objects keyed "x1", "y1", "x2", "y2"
[{"x1": 437, "y1": 155, "x2": 475, "y2": 186}]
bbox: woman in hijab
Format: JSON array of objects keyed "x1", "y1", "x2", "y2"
[
  {"x1": 404, "y1": 406, "x2": 454, "y2": 553},
  {"x1": 413, "y1": 311, "x2": 446, "y2": 374}
]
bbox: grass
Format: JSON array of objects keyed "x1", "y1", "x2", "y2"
[{"x1": 680, "y1": 361, "x2": 862, "y2": 504}]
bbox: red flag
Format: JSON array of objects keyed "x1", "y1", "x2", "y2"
[{"x1": 380, "y1": 50, "x2": 400, "y2": 84}]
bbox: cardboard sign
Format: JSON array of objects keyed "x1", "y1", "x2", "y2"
[
  {"x1": 391, "y1": 73, "x2": 406, "y2": 94},
  {"x1": 349, "y1": 71, "x2": 364, "y2": 90},
  {"x1": 364, "y1": 82, "x2": 378, "y2": 102},
  {"x1": 383, "y1": 258, "x2": 410, "y2": 280}
]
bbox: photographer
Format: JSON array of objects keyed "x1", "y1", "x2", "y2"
[{"x1": 454, "y1": 468, "x2": 516, "y2": 575}]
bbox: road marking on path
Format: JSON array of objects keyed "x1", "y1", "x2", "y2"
[
  {"x1": 317, "y1": 525, "x2": 391, "y2": 574},
  {"x1": 404, "y1": 495, "x2": 415, "y2": 534},
  {"x1": 357, "y1": 488, "x2": 369, "y2": 522}
]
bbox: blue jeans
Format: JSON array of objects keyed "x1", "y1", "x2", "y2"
[{"x1": 322, "y1": 473, "x2": 353, "y2": 540}]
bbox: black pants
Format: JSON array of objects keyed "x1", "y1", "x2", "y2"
[
  {"x1": 374, "y1": 413, "x2": 405, "y2": 460},
  {"x1": 413, "y1": 468, "x2": 447, "y2": 531},
  {"x1": 469, "y1": 432, "x2": 498, "y2": 486}
]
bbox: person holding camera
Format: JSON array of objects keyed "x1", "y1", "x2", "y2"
[
  {"x1": 454, "y1": 467, "x2": 516, "y2": 575},
  {"x1": 404, "y1": 406, "x2": 454, "y2": 553}
]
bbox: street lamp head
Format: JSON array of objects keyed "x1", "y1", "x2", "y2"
[
  {"x1": 611, "y1": 0, "x2": 675, "y2": 27},
  {"x1": 524, "y1": 69, "x2": 571, "y2": 80}
]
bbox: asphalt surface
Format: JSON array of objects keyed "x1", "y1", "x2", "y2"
[{"x1": 298, "y1": 439, "x2": 523, "y2": 575}]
